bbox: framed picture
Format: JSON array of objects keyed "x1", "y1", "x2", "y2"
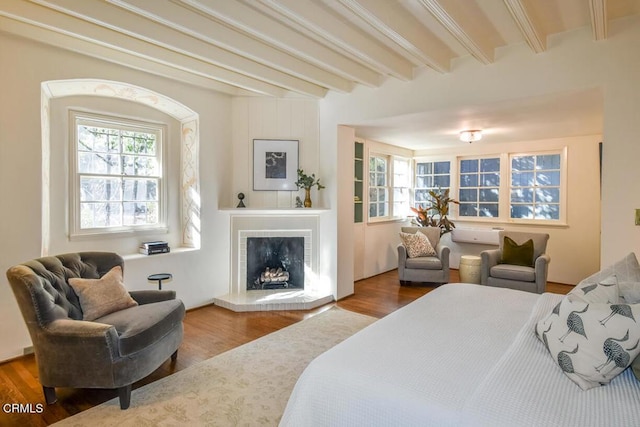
[{"x1": 253, "y1": 139, "x2": 299, "y2": 191}]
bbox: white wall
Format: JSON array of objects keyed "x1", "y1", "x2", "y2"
[
  {"x1": 327, "y1": 17, "x2": 640, "y2": 297},
  {"x1": 0, "y1": 33, "x2": 233, "y2": 361}
]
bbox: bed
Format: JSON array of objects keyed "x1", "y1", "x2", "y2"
[{"x1": 280, "y1": 284, "x2": 640, "y2": 426}]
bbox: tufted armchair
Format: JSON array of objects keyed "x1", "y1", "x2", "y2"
[
  {"x1": 397, "y1": 226, "x2": 450, "y2": 285},
  {"x1": 480, "y1": 231, "x2": 550, "y2": 294},
  {"x1": 6, "y1": 252, "x2": 185, "y2": 409}
]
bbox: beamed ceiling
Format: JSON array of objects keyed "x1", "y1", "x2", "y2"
[{"x1": 1, "y1": 0, "x2": 639, "y2": 148}]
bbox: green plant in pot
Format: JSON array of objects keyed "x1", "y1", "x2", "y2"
[
  {"x1": 295, "y1": 169, "x2": 325, "y2": 208},
  {"x1": 410, "y1": 187, "x2": 460, "y2": 236}
]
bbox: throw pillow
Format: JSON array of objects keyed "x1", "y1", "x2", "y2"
[
  {"x1": 536, "y1": 275, "x2": 640, "y2": 390},
  {"x1": 501, "y1": 236, "x2": 534, "y2": 267},
  {"x1": 568, "y1": 274, "x2": 619, "y2": 304},
  {"x1": 68, "y1": 266, "x2": 138, "y2": 321},
  {"x1": 399, "y1": 231, "x2": 436, "y2": 258}
]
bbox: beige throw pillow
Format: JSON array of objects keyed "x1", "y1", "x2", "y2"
[
  {"x1": 399, "y1": 231, "x2": 436, "y2": 258},
  {"x1": 68, "y1": 266, "x2": 138, "y2": 321}
]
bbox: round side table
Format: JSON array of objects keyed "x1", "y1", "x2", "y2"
[
  {"x1": 148, "y1": 273, "x2": 172, "y2": 290},
  {"x1": 459, "y1": 255, "x2": 481, "y2": 284}
]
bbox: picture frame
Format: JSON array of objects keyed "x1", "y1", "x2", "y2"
[{"x1": 253, "y1": 139, "x2": 299, "y2": 191}]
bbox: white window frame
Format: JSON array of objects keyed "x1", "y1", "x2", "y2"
[
  {"x1": 368, "y1": 153, "x2": 390, "y2": 221},
  {"x1": 508, "y1": 148, "x2": 567, "y2": 224},
  {"x1": 392, "y1": 156, "x2": 412, "y2": 219},
  {"x1": 413, "y1": 159, "x2": 452, "y2": 209},
  {"x1": 69, "y1": 110, "x2": 168, "y2": 238},
  {"x1": 457, "y1": 155, "x2": 502, "y2": 219}
]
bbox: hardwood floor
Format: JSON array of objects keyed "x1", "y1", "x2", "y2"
[{"x1": 0, "y1": 270, "x2": 573, "y2": 426}]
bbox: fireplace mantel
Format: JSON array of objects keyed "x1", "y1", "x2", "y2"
[{"x1": 219, "y1": 208, "x2": 329, "y2": 215}]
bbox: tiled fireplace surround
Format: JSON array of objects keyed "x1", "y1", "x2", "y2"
[{"x1": 213, "y1": 212, "x2": 334, "y2": 312}]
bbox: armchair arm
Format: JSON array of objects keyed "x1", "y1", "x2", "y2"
[
  {"x1": 129, "y1": 290, "x2": 176, "y2": 305},
  {"x1": 480, "y1": 249, "x2": 501, "y2": 285},
  {"x1": 534, "y1": 254, "x2": 551, "y2": 293},
  {"x1": 436, "y1": 243, "x2": 450, "y2": 272}
]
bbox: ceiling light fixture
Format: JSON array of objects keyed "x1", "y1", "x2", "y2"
[{"x1": 459, "y1": 129, "x2": 483, "y2": 143}]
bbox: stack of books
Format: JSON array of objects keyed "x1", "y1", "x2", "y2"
[{"x1": 139, "y1": 241, "x2": 170, "y2": 255}]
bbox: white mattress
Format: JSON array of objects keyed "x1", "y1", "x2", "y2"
[{"x1": 280, "y1": 284, "x2": 640, "y2": 426}]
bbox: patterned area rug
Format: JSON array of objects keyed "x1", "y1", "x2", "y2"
[{"x1": 53, "y1": 307, "x2": 376, "y2": 426}]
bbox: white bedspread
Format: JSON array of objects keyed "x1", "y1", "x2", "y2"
[{"x1": 280, "y1": 284, "x2": 640, "y2": 426}]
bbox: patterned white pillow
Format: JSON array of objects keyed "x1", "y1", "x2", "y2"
[
  {"x1": 536, "y1": 274, "x2": 640, "y2": 390},
  {"x1": 399, "y1": 231, "x2": 436, "y2": 258},
  {"x1": 568, "y1": 274, "x2": 619, "y2": 304}
]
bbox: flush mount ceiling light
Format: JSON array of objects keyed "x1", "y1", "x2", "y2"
[{"x1": 459, "y1": 129, "x2": 483, "y2": 143}]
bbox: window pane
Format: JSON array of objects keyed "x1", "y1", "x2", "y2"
[
  {"x1": 536, "y1": 171, "x2": 560, "y2": 186},
  {"x1": 512, "y1": 172, "x2": 534, "y2": 187},
  {"x1": 415, "y1": 190, "x2": 429, "y2": 202},
  {"x1": 479, "y1": 188, "x2": 499, "y2": 202},
  {"x1": 479, "y1": 204, "x2": 499, "y2": 217},
  {"x1": 378, "y1": 203, "x2": 387, "y2": 216},
  {"x1": 81, "y1": 202, "x2": 122, "y2": 228},
  {"x1": 378, "y1": 188, "x2": 387, "y2": 202},
  {"x1": 460, "y1": 174, "x2": 478, "y2": 187},
  {"x1": 434, "y1": 161, "x2": 450, "y2": 174},
  {"x1": 416, "y1": 162, "x2": 432, "y2": 175},
  {"x1": 460, "y1": 159, "x2": 478, "y2": 173},
  {"x1": 511, "y1": 205, "x2": 533, "y2": 219},
  {"x1": 511, "y1": 188, "x2": 534, "y2": 203},
  {"x1": 433, "y1": 175, "x2": 450, "y2": 187},
  {"x1": 122, "y1": 156, "x2": 159, "y2": 176},
  {"x1": 376, "y1": 157, "x2": 386, "y2": 172},
  {"x1": 369, "y1": 188, "x2": 378, "y2": 202},
  {"x1": 123, "y1": 178, "x2": 158, "y2": 201},
  {"x1": 80, "y1": 177, "x2": 121, "y2": 201},
  {"x1": 535, "y1": 204, "x2": 560, "y2": 220},
  {"x1": 376, "y1": 173, "x2": 386, "y2": 186},
  {"x1": 459, "y1": 203, "x2": 477, "y2": 216},
  {"x1": 369, "y1": 204, "x2": 377, "y2": 217},
  {"x1": 78, "y1": 152, "x2": 121, "y2": 175},
  {"x1": 537, "y1": 154, "x2": 560, "y2": 170},
  {"x1": 536, "y1": 188, "x2": 560, "y2": 203},
  {"x1": 416, "y1": 176, "x2": 433, "y2": 188},
  {"x1": 481, "y1": 158, "x2": 500, "y2": 172},
  {"x1": 480, "y1": 172, "x2": 499, "y2": 187},
  {"x1": 512, "y1": 156, "x2": 534, "y2": 171},
  {"x1": 459, "y1": 189, "x2": 477, "y2": 202},
  {"x1": 123, "y1": 202, "x2": 158, "y2": 225}
]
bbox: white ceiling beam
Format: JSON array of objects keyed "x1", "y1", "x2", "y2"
[
  {"x1": 0, "y1": 1, "x2": 289, "y2": 97},
  {"x1": 417, "y1": 0, "x2": 494, "y2": 65},
  {"x1": 338, "y1": 0, "x2": 452, "y2": 73},
  {"x1": 180, "y1": 0, "x2": 382, "y2": 87},
  {"x1": 109, "y1": 0, "x2": 352, "y2": 93},
  {"x1": 0, "y1": 15, "x2": 254, "y2": 96},
  {"x1": 502, "y1": 0, "x2": 546, "y2": 53},
  {"x1": 589, "y1": 0, "x2": 607, "y2": 41},
  {"x1": 31, "y1": 0, "x2": 326, "y2": 98},
  {"x1": 257, "y1": 0, "x2": 413, "y2": 81}
]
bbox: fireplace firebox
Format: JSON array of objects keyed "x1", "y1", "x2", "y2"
[{"x1": 246, "y1": 237, "x2": 304, "y2": 290}]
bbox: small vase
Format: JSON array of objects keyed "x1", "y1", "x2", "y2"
[{"x1": 304, "y1": 188, "x2": 312, "y2": 208}]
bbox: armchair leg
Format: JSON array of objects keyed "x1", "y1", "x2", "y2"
[
  {"x1": 43, "y1": 386, "x2": 57, "y2": 404},
  {"x1": 118, "y1": 384, "x2": 132, "y2": 410},
  {"x1": 171, "y1": 349, "x2": 178, "y2": 362}
]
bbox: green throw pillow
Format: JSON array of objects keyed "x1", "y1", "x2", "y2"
[{"x1": 501, "y1": 236, "x2": 534, "y2": 267}]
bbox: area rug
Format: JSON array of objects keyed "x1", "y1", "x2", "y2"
[{"x1": 53, "y1": 307, "x2": 376, "y2": 426}]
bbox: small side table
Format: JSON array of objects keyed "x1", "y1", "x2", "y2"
[
  {"x1": 459, "y1": 255, "x2": 482, "y2": 284},
  {"x1": 148, "y1": 273, "x2": 172, "y2": 290}
]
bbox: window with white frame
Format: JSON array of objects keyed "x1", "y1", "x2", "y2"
[
  {"x1": 510, "y1": 153, "x2": 562, "y2": 220},
  {"x1": 70, "y1": 112, "x2": 165, "y2": 236},
  {"x1": 393, "y1": 157, "x2": 411, "y2": 218},
  {"x1": 414, "y1": 160, "x2": 450, "y2": 208},
  {"x1": 458, "y1": 157, "x2": 500, "y2": 218},
  {"x1": 368, "y1": 154, "x2": 389, "y2": 219}
]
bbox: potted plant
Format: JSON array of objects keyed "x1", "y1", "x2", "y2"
[
  {"x1": 410, "y1": 188, "x2": 460, "y2": 236},
  {"x1": 295, "y1": 169, "x2": 325, "y2": 208}
]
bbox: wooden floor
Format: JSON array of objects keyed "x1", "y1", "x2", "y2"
[{"x1": 0, "y1": 270, "x2": 573, "y2": 426}]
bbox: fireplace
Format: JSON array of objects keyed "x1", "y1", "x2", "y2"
[
  {"x1": 246, "y1": 237, "x2": 304, "y2": 290},
  {"x1": 214, "y1": 213, "x2": 333, "y2": 312}
]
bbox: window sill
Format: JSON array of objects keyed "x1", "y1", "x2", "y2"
[{"x1": 123, "y1": 246, "x2": 198, "y2": 261}]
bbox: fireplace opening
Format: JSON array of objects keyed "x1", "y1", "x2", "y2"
[{"x1": 246, "y1": 237, "x2": 304, "y2": 290}]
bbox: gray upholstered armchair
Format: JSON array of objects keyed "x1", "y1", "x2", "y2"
[
  {"x1": 480, "y1": 231, "x2": 550, "y2": 294},
  {"x1": 6, "y1": 252, "x2": 185, "y2": 409},
  {"x1": 397, "y1": 227, "x2": 450, "y2": 285}
]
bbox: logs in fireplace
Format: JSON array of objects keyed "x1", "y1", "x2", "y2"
[{"x1": 257, "y1": 267, "x2": 290, "y2": 289}]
